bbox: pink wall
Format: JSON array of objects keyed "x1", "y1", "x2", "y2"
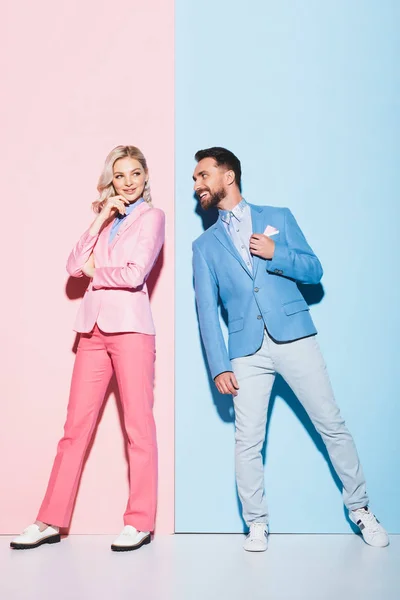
[{"x1": 1, "y1": 1, "x2": 174, "y2": 534}]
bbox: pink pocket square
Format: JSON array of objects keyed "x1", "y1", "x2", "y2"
[{"x1": 264, "y1": 225, "x2": 279, "y2": 237}]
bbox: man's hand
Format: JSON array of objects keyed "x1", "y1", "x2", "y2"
[
  {"x1": 82, "y1": 253, "x2": 95, "y2": 278},
  {"x1": 214, "y1": 371, "x2": 239, "y2": 396},
  {"x1": 249, "y1": 234, "x2": 275, "y2": 260}
]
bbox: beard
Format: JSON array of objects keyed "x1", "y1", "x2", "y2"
[{"x1": 199, "y1": 186, "x2": 226, "y2": 210}]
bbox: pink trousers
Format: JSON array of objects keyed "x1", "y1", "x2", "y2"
[{"x1": 37, "y1": 325, "x2": 157, "y2": 531}]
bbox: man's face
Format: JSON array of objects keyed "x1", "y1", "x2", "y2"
[{"x1": 192, "y1": 157, "x2": 227, "y2": 210}]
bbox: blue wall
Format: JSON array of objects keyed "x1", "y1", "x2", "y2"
[{"x1": 175, "y1": 1, "x2": 400, "y2": 532}]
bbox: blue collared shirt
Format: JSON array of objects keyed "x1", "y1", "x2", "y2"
[
  {"x1": 109, "y1": 197, "x2": 144, "y2": 243},
  {"x1": 219, "y1": 198, "x2": 253, "y2": 272}
]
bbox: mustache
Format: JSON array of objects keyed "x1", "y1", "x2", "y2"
[
  {"x1": 196, "y1": 187, "x2": 210, "y2": 198},
  {"x1": 197, "y1": 187, "x2": 226, "y2": 210}
]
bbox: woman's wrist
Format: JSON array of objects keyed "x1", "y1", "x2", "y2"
[{"x1": 89, "y1": 215, "x2": 107, "y2": 236}]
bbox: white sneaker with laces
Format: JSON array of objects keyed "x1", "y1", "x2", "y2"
[
  {"x1": 111, "y1": 525, "x2": 151, "y2": 552},
  {"x1": 350, "y1": 507, "x2": 389, "y2": 547},
  {"x1": 10, "y1": 524, "x2": 60, "y2": 550},
  {"x1": 243, "y1": 522, "x2": 268, "y2": 552}
]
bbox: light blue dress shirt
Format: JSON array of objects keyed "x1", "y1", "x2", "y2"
[
  {"x1": 109, "y1": 197, "x2": 144, "y2": 243},
  {"x1": 219, "y1": 198, "x2": 253, "y2": 272}
]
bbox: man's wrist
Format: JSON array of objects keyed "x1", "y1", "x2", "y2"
[{"x1": 214, "y1": 370, "x2": 233, "y2": 380}]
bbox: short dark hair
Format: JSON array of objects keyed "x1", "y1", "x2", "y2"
[{"x1": 194, "y1": 147, "x2": 242, "y2": 189}]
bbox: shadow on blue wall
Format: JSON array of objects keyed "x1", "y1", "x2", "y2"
[{"x1": 194, "y1": 198, "x2": 357, "y2": 533}]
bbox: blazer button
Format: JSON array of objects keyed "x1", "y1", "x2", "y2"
[
  {"x1": 274, "y1": 269, "x2": 279, "y2": 274},
  {"x1": 257, "y1": 315, "x2": 262, "y2": 320},
  {"x1": 254, "y1": 287, "x2": 259, "y2": 293}
]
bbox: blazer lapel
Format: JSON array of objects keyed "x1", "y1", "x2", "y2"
[
  {"x1": 109, "y1": 201, "x2": 150, "y2": 252},
  {"x1": 212, "y1": 218, "x2": 253, "y2": 278},
  {"x1": 249, "y1": 204, "x2": 265, "y2": 279}
]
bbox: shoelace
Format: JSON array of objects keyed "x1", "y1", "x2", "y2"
[
  {"x1": 357, "y1": 511, "x2": 381, "y2": 535},
  {"x1": 249, "y1": 522, "x2": 267, "y2": 540}
]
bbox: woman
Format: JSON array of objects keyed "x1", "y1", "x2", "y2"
[{"x1": 11, "y1": 145, "x2": 165, "y2": 552}]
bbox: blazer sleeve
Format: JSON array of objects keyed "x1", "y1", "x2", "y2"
[
  {"x1": 92, "y1": 209, "x2": 165, "y2": 289},
  {"x1": 66, "y1": 228, "x2": 99, "y2": 278},
  {"x1": 267, "y1": 208, "x2": 323, "y2": 284},
  {"x1": 193, "y1": 243, "x2": 232, "y2": 380}
]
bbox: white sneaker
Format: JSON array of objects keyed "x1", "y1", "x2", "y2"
[
  {"x1": 350, "y1": 507, "x2": 389, "y2": 547},
  {"x1": 10, "y1": 524, "x2": 60, "y2": 550},
  {"x1": 243, "y1": 522, "x2": 268, "y2": 552},
  {"x1": 111, "y1": 525, "x2": 151, "y2": 552}
]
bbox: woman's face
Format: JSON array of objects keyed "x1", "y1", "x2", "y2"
[{"x1": 112, "y1": 157, "x2": 147, "y2": 203}]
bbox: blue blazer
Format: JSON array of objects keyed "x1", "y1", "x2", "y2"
[{"x1": 192, "y1": 203, "x2": 323, "y2": 380}]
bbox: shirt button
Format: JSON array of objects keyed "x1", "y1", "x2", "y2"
[
  {"x1": 241, "y1": 245, "x2": 245, "y2": 249},
  {"x1": 257, "y1": 315, "x2": 262, "y2": 320},
  {"x1": 236, "y1": 229, "x2": 239, "y2": 232},
  {"x1": 254, "y1": 287, "x2": 259, "y2": 292}
]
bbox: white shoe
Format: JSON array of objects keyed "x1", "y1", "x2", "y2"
[
  {"x1": 243, "y1": 522, "x2": 268, "y2": 552},
  {"x1": 10, "y1": 524, "x2": 60, "y2": 550},
  {"x1": 111, "y1": 526, "x2": 151, "y2": 552},
  {"x1": 350, "y1": 507, "x2": 389, "y2": 547}
]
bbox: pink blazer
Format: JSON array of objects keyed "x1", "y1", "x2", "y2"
[{"x1": 67, "y1": 201, "x2": 165, "y2": 334}]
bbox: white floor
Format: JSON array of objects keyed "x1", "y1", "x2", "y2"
[{"x1": 1, "y1": 534, "x2": 399, "y2": 600}]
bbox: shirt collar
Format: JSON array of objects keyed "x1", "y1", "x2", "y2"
[
  {"x1": 117, "y1": 197, "x2": 144, "y2": 219},
  {"x1": 219, "y1": 198, "x2": 248, "y2": 224}
]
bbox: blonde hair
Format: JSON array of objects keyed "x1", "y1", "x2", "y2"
[{"x1": 93, "y1": 145, "x2": 152, "y2": 213}]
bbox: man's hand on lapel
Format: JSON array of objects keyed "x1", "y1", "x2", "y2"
[
  {"x1": 214, "y1": 372, "x2": 239, "y2": 396},
  {"x1": 249, "y1": 234, "x2": 275, "y2": 260},
  {"x1": 82, "y1": 253, "x2": 95, "y2": 279}
]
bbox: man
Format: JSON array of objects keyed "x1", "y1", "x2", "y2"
[{"x1": 192, "y1": 147, "x2": 388, "y2": 552}]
